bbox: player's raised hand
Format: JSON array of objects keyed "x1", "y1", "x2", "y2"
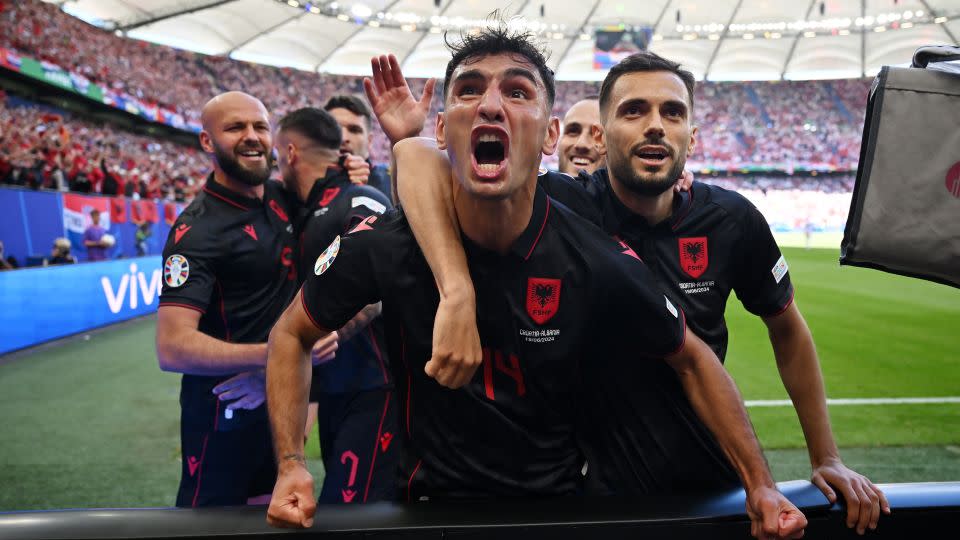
[
  {"x1": 746, "y1": 486, "x2": 807, "y2": 540},
  {"x1": 363, "y1": 54, "x2": 436, "y2": 145},
  {"x1": 266, "y1": 462, "x2": 316, "y2": 528},
  {"x1": 811, "y1": 458, "x2": 889, "y2": 535},
  {"x1": 343, "y1": 153, "x2": 371, "y2": 185},
  {"x1": 424, "y1": 290, "x2": 482, "y2": 389}
]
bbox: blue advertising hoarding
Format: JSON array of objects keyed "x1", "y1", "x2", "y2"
[{"x1": 0, "y1": 256, "x2": 162, "y2": 355}]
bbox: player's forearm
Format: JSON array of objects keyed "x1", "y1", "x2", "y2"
[
  {"x1": 767, "y1": 311, "x2": 840, "y2": 467},
  {"x1": 670, "y1": 333, "x2": 776, "y2": 492},
  {"x1": 156, "y1": 326, "x2": 267, "y2": 375},
  {"x1": 338, "y1": 302, "x2": 381, "y2": 342},
  {"x1": 266, "y1": 323, "x2": 313, "y2": 465},
  {"x1": 394, "y1": 138, "x2": 473, "y2": 300}
]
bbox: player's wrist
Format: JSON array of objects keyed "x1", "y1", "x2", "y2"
[
  {"x1": 438, "y1": 279, "x2": 475, "y2": 305},
  {"x1": 278, "y1": 453, "x2": 307, "y2": 471}
]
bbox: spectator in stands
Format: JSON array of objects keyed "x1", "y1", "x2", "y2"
[
  {"x1": 43, "y1": 237, "x2": 77, "y2": 265},
  {"x1": 323, "y1": 95, "x2": 393, "y2": 199},
  {"x1": 83, "y1": 208, "x2": 107, "y2": 261},
  {"x1": 135, "y1": 221, "x2": 152, "y2": 256}
]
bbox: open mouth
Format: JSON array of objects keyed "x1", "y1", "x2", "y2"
[
  {"x1": 237, "y1": 148, "x2": 266, "y2": 161},
  {"x1": 471, "y1": 127, "x2": 509, "y2": 180},
  {"x1": 635, "y1": 145, "x2": 670, "y2": 165},
  {"x1": 570, "y1": 155, "x2": 595, "y2": 167}
]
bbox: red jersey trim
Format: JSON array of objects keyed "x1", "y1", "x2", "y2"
[
  {"x1": 203, "y1": 186, "x2": 250, "y2": 210},
  {"x1": 299, "y1": 291, "x2": 332, "y2": 332},
  {"x1": 524, "y1": 197, "x2": 551, "y2": 261},
  {"x1": 362, "y1": 390, "x2": 392, "y2": 503},
  {"x1": 765, "y1": 290, "x2": 796, "y2": 319},
  {"x1": 406, "y1": 459, "x2": 423, "y2": 503},
  {"x1": 158, "y1": 301, "x2": 206, "y2": 314}
]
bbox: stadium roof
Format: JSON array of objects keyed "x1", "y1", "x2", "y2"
[{"x1": 48, "y1": 0, "x2": 960, "y2": 81}]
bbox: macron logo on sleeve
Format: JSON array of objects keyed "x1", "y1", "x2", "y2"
[{"x1": 174, "y1": 224, "x2": 191, "y2": 244}]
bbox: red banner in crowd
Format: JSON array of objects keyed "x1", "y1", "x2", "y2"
[
  {"x1": 111, "y1": 197, "x2": 127, "y2": 223},
  {"x1": 131, "y1": 200, "x2": 159, "y2": 224},
  {"x1": 163, "y1": 202, "x2": 184, "y2": 225}
]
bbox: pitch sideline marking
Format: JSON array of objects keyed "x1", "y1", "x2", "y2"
[{"x1": 745, "y1": 397, "x2": 960, "y2": 407}]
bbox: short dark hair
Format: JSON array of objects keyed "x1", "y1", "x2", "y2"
[
  {"x1": 276, "y1": 107, "x2": 341, "y2": 151},
  {"x1": 598, "y1": 51, "x2": 696, "y2": 116},
  {"x1": 324, "y1": 95, "x2": 372, "y2": 130},
  {"x1": 443, "y1": 23, "x2": 555, "y2": 108}
]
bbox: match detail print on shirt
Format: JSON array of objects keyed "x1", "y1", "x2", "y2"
[{"x1": 771, "y1": 255, "x2": 789, "y2": 284}]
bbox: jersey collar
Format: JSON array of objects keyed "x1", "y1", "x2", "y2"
[
  {"x1": 201, "y1": 173, "x2": 263, "y2": 210},
  {"x1": 304, "y1": 164, "x2": 350, "y2": 208},
  {"x1": 461, "y1": 184, "x2": 552, "y2": 262},
  {"x1": 595, "y1": 169, "x2": 695, "y2": 234}
]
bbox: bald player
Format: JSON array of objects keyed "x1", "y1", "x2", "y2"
[
  {"x1": 156, "y1": 91, "x2": 300, "y2": 507},
  {"x1": 557, "y1": 96, "x2": 604, "y2": 176}
]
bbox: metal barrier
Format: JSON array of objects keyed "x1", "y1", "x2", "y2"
[{"x1": 1, "y1": 481, "x2": 958, "y2": 539}]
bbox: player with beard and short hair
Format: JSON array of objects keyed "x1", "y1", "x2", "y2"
[
  {"x1": 273, "y1": 107, "x2": 398, "y2": 504},
  {"x1": 156, "y1": 91, "x2": 301, "y2": 507},
  {"x1": 264, "y1": 26, "x2": 805, "y2": 540},
  {"x1": 390, "y1": 49, "x2": 886, "y2": 537},
  {"x1": 557, "y1": 96, "x2": 604, "y2": 176}
]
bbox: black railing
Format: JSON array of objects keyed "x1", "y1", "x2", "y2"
[{"x1": 1, "y1": 481, "x2": 958, "y2": 539}]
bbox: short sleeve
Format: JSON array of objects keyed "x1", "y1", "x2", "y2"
[
  {"x1": 732, "y1": 204, "x2": 794, "y2": 317},
  {"x1": 159, "y1": 219, "x2": 216, "y2": 313},
  {"x1": 301, "y1": 228, "x2": 384, "y2": 331},
  {"x1": 596, "y1": 237, "x2": 687, "y2": 357},
  {"x1": 342, "y1": 186, "x2": 393, "y2": 233}
]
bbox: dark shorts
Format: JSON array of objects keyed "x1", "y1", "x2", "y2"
[
  {"x1": 175, "y1": 417, "x2": 276, "y2": 507},
  {"x1": 315, "y1": 387, "x2": 400, "y2": 504}
]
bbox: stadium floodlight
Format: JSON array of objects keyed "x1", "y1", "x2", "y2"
[
  {"x1": 935, "y1": 17, "x2": 947, "y2": 24},
  {"x1": 351, "y1": 4, "x2": 372, "y2": 18}
]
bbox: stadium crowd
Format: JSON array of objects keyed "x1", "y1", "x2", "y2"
[
  {"x1": 1, "y1": 0, "x2": 870, "y2": 175},
  {"x1": 0, "y1": 92, "x2": 207, "y2": 200}
]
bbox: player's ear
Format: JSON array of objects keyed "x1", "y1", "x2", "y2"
[
  {"x1": 435, "y1": 112, "x2": 447, "y2": 150},
  {"x1": 592, "y1": 124, "x2": 607, "y2": 157},
  {"x1": 287, "y1": 143, "x2": 297, "y2": 166},
  {"x1": 199, "y1": 130, "x2": 214, "y2": 154},
  {"x1": 688, "y1": 125, "x2": 698, "y2": 157},
  {"x1": 541, "y1": 116, "x2": 560, "y2": 156}
]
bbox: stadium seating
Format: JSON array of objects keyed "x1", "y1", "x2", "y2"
[
  {"x1": 1, "y1": 0, "x2": 869, "y2": 169},
  {"x1": 0, "y1": 0, "x2": 867, "y2": 239}
]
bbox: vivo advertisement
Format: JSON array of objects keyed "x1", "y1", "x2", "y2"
[{"x1": 0, "y1": 256, "x2": 162, "y2": 355}]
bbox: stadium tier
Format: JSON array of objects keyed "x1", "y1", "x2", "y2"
[{"x1": 2, "y1": 0, "x2": 869, "y2": 170}]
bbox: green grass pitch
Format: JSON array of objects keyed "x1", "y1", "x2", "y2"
[{"x1": 0, "y1": 247, "x2": 957, "y2": 510}]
